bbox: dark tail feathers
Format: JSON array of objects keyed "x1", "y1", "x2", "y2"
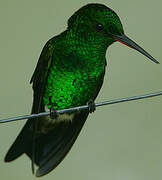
[{"x1": 4, "y1": 111, "x2": 88, "y2": 177}]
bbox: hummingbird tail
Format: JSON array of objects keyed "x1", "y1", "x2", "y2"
[
  {"x1": 32, "y1": 111, "x2": 88, "y2": 177},
  {"x1": 4, "y1": 111, "x2": 88, "y2": 177}
]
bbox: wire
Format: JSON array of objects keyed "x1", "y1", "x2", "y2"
[{"x1": 0, "y1": 91, "x2": 162, "y2": 124}]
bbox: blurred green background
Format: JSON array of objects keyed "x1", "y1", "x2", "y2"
[{"x1": 0, "y1": 0, "x2": 162, "y2": 179}]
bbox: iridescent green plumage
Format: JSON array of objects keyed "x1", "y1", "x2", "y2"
[
  {"x1": 43, "y1": 4, "x2": 124, "y2": 110},
  {"x1": 4, "y1": 3, "x2": 159, "y2": 177},
  {"x1": 43, "y1": 32, "x2": 106, "y2": 110}
]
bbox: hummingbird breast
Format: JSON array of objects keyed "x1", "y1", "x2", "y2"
[
  {"x1": 42, "y1": 38, "x2": 106, "y2": 127},
  {"x1": 44, "y1": 60, "x2": 105, "y2": 109}
]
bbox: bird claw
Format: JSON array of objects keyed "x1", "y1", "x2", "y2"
[
  {"x1": 48, "y1": 96, "x2": 58, "y2": 119},
  {"x1": 50, "y1": 108, "x2": 58, "y2": 119},
  {"x1": 87, "y1": 100, "x2": 96, "y2": 113}
]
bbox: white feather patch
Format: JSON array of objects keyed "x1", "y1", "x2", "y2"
[{"x1": 44, "y1": 105, "x2": 75, "y2": 124}]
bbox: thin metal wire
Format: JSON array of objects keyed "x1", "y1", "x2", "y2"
[{"x1": 0, "y1": 91, "x2": 162, "y2": 124}]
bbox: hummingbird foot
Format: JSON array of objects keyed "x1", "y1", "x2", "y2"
[
  {"x1": 87, "y1": 100, "x2": 96, "y2": 113},
  {"x1": 50, "y1": 108, "x2": 58, "y2": 119},
  {"x1": 48, "y1": 96, "x2": 58, "y2": 119}
]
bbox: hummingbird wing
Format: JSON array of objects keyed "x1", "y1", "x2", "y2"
[
  {"x1": 30, "y1": 39, "x2": 54, "y2": 114},
  {"x1": 4, "y1": 39, "x2": 55, "y2": 167},
  {"x1": 30, "y1": 39, "x2": 55, "y2": 173}
]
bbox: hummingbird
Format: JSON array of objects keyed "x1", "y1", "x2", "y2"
[{"x1": 4, "y1": 3, "x2": 159, "y2": 177}]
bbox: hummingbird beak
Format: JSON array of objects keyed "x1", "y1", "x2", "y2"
[{"x1": 113, "y1": 34, "x2": 159, "y2": 64}]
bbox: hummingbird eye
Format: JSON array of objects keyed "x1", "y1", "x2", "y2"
[{"x1": 94, "y1": 22, "x2": 104, "y2": 31}]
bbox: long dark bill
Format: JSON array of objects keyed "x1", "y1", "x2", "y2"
[{"x1": 113, "y1": 34, "x2": 159, "y2": 64}]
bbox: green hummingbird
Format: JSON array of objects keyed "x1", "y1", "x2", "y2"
[{"x1": 4, "y1": 3, "x2": 159, "y2": 177}]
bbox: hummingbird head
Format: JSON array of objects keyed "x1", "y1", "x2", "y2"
[{"x1": 68, "y1": 3, "x2": 159, "y2": 64}]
